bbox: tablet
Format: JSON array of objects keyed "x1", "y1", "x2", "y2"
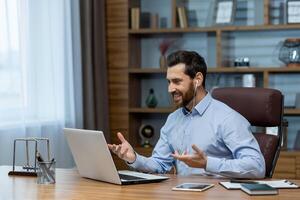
[{"x1": 172, "y1": 183, "x2": 214, "y2": 192}]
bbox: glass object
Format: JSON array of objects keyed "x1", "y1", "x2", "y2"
[
  {"x1": 158, "y1": 39, "x2": 175, "y2": 69},
  {"x1": 278, "y1": 38, "x2": 300, "y2": 67},
  {"x1": 242, "y1": 74, "x2": 256, "y2": 87},
  {"x1": 37, "y1": 160, "x2": 56, "y2": 184},
  {"x1": 145, "y1": 88, "x2": 158, "y2": 108},
  {"x1": 159, "y1": 55, "x2": 167, "y2": 69}
]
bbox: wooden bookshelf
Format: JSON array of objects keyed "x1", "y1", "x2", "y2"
[
  {"x1": 129, "y1": 24, "x2": 300, "y2": 34},
  {"x1": 107, "y1": 0, "x2": 300, "y2": 172},
  {"x1": 128, "y1": 107, "x2": 300, "y2": 116},
  {"x1": 128, "y1": 68, "x2": 166, "y2": 74},
  {"x1": 284, "y1": 109, "x2": 300, "y2": 116},
  {"x1": 129, "y1": 107, "x2": 174, "y2": 113},
  {"x1": 129, "y1": 67, "x2": 300, "y2": 74}
]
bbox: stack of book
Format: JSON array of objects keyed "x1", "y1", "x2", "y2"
[
  {"x1": 220, "y1": 179, "x2": 299, "y2": 196},
  {"x1": 131, "y1": 8, "x2": 158, "y2": 29}
]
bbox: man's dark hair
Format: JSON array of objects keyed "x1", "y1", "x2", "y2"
[{"x1": 167, "y1": 50, "x2": 207, "y2": 87}]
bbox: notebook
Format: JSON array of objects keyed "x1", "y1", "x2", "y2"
[
  {"x1": 64, "y1": 128, "x2": 169, "y2": 185},
  {"x1": 219, "y1": 179, "x2": 299, "y2": 190},
  {"x1": 240, "y1": 183, "x2": 278, "y2": 195}
]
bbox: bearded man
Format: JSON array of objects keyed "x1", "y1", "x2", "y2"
[{"x1": 108, "y1": 50, "x2": 265, "y2": 179}]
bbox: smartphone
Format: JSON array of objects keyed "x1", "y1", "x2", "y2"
[{"x1": 172, "y1": 183, "x2": 214, "y2": 192}]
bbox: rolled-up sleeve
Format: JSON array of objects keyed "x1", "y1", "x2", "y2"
[{"x1": 127, "y1": 125, "x2": 174, "y2": 174}]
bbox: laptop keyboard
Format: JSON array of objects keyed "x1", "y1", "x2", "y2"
[{"x1": 119, "y1": 173, "x2": 146, "y2": 181}]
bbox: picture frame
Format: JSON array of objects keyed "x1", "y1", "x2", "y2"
[
  {"x1": 215, "y1": 0, "x2": 235, "y2": 25},
  {"x1": 287, "y1": 0, "x2": 300, "y2": 24}
]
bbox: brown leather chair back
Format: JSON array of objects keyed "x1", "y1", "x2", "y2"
[{"x1": 212, "y1": 87, "x2": 284, "y2": 178}]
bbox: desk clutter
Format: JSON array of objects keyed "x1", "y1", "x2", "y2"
[
  {"x1": 36, "y1": 152, "x2": 56, "y2": 184},
  {"x1": 240, "y1": 183, "x2": 278, "y2": 195},
  {"x1": 220, "y1": 179, "x2": 299, "y2": 196},
  {"x1": 8, "y1": 137, "x2": 56, "y2": 184}
]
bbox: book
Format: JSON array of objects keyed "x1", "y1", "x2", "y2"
[
  {"x1": 219, "y1": 179, "x2": 299, "y2": 190},
  {"x1": 131, "y1": 8, "x2": 140, "y2": 29},
  {"x1": 151, "y1": 14, "x2": 158, "y2": 29},
  {"x1": 187, "y1": 9, "x2": 198, "y2": 27},
  {"x1": 140, "y1": 12, "x2": 151, "y2": 28},
  {"x1": 181, "y1": 7, "x2": 188, "y2": 28},
  {"x1": 177, "y1": 7, "x2": 188, "y2": 28},
  {"x1": 241, "y1": 183, "x2": 278, "y2": 195}
]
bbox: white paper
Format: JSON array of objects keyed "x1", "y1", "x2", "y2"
[{"x1": 220, "y1": 179, "x2": 299, "y2": 189}]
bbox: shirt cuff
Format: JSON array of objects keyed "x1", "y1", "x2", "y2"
[
  {"x1": 206, "y1": 156, "x2": 221, "y2": 174},
  {"x1": 126, "y1": 153, "x2": 143, "y2": 168}
]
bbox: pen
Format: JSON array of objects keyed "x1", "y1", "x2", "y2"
[
  {"x1": 230, "y1": 179, "x2": 258, "y2": 184},
  {"x1": 284, "y1": 180, "x2": 296, "y2": 185},
  {"x1": 36, "y1": 152, "x2": 55, "y2": 183},
  {"x1": 48, "y1": 158, "x2": 55, "y2": 169}
]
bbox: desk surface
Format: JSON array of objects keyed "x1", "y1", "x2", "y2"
[{"x1": 1, "y1": 166, "x2": 300, "y2": 200}]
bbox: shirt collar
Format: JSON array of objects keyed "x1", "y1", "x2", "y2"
[{"x1": 182, "y1": 92, "x2": 212, "y2": 116}]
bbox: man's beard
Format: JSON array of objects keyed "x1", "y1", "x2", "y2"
[{"x1": 171, "y1": 82, "x2": 195, "y2": 108}]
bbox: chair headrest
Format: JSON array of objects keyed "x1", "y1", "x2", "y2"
[{"x1": 212, "y1": 87, "x2": 283, "y2": 127}]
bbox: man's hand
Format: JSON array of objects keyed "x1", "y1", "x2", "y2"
[
  {"x1": 108, "y1": 132, "x2": 136, "y2": 163},
  {"x1": 171, "y1": 144, "x2": 207, "y2": 169}
]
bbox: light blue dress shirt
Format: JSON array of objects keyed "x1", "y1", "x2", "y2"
[{"x1": 129, "y1": 92, "x2": 265, "y2": 178}]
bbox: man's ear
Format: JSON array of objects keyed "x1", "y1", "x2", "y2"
[{"x1": 195, "y1": 72, "x2": 203, "y2": 87}]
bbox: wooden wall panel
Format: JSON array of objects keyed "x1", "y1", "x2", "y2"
[
  {"x1": 106, "y1": 0, "x2": 129, "y2": 146},
  {"x1": 107, "y1": 38, "x2": 128, "y2": 68},
  {"x1": 273, "y1": 151, "x2": 300, "y2": 179}
]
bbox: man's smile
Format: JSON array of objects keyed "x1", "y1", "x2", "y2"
[{"x1": 172, "y1": 92, "x2": 182, "y2": 102}]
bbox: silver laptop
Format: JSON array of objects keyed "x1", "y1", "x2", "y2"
[{"x1": 64, "y1": 128, "x2": 168, "y2": 185}]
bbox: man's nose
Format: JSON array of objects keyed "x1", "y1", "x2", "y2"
[{"x1": 168, "y1": 83, "x2": 175, "y2": 93}]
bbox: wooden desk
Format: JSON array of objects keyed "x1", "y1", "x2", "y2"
[{"x1": 2, "y1": 166, "x2": 300, "y2": 200}]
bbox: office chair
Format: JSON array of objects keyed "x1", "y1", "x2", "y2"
[{"x1": 211, "y1": 87, "x2": 284, "y2": 178}]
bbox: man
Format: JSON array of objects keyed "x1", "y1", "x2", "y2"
[{"x1": 108, "y1": 50, "x2": 265, "y2": 178}]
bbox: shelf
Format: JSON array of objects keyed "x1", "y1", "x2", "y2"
[
  {"x1": 128, "y1": 67, "x2": 300, "y2": 74},
  {"x1": 284, "y1": 109, "x2": 300, "y2": 115},
  {"x1": 129, "y1": 24, "x2": 300, "y2": 35},
  {"x1": 280, "y1": 150, "x2": 300, "y2": 155},
  {"x1": 222, "y1": 24, "x2": 300, "y2": 32},
  {"x1": 129, "y1": 107, "x2": 300, "y2": 116},
  {"x1": 129, "y1": 68, "x2": 166, "y2": 74},
  {"x1": 209, "y1": 67, "x2": 300, "y2": 73},
  {"x1": 129, "y1": 107, "x2": 174, "y2": 113},
  {"x1": 265, "y1": 68, "x2": 300, "y2": 73}
]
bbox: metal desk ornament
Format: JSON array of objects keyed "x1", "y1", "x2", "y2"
[
  {"x1": 8, "y1": 137, "x2": 50, "y2": 176},
  {"x1": 139, "y1": 124, "x2": 155, "y2": 148}
]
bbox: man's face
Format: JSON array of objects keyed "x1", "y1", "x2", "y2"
[{"x1": 166, "y1": 63, "x2": 194, "y2": 108}]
